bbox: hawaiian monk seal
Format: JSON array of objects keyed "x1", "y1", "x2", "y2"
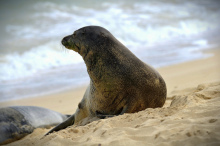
[
  {"x1": 45, "y1": 26, "x2": 166, "y2": 135},
  {"x1": 0, "y1": 106, "x2": 69, "y2": 145}
]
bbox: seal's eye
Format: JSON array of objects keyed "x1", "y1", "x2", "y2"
[
  {"x1": 73, "y1": 32, "x2": 76, "y2": 37},
  {"x1": 82, "y1": 29, "x2": 86, "y2": 35}
]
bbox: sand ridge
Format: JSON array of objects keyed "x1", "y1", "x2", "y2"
[{"x1": 6, "y1": 82, "x2": 220, "y2": 146}]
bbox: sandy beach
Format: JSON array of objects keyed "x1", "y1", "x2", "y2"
[{"x1": 1, "y1": 48, "x2": 220, "y2": 146}]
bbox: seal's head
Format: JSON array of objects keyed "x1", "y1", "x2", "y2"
[{"x1": 62, "y1": 26, "x2": 114, "y2": 57}]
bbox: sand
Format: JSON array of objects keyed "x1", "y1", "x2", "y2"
[{"x1": 1, "y1": 48, "x2": 220, "y2": 146}]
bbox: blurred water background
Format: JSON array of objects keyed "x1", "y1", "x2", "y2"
[{"x1": 0, "y1": 0, "x2": 220, "y2": 102}]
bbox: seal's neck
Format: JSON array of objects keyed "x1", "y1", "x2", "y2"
[{"x1": 83, "y1": 40, "x2": 141, "y2": 90}]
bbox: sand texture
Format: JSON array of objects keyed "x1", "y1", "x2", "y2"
[
  {"x1": 6, "y1": 82, "x2": 220, "y2": 146},
  {"x1": 2, "y1": 48, "x2": 220, "y2": 146}
]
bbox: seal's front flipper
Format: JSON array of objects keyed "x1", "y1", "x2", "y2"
[
  {"x1": 96, "y1": 113, "x2": 115, "y2": 119},
  {"x1": 44, "y1": 114, "x2": 75, "y2": 136},
  {"x1": 96, "y1": 106, "x2": 128, "y2": 119}
]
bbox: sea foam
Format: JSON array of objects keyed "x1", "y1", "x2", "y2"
[
  {"x1": 0, "y1": 41, "x2": 83, "y2": 81},
  {"x1": 0, "y1": 0, "x2": 219, "y2": 101}
]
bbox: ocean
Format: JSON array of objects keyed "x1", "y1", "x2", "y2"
[{"x1": 0, "y1": 0, "x2": 220, "y2": 102}]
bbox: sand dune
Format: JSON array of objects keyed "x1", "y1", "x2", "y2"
[{"x1": 7, "y1": 82, "x2": 220, "y2": 146}]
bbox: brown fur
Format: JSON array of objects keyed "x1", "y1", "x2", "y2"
[
  {"x1": 62, "y1": 26, "x2": 167, "y2": 124},
  {"x1": 45, "y1": 26, "x2": 167, "y2": 135}
]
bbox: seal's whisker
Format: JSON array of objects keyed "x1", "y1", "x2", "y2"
[{"x1": 60, "y1": 43, "x2": 68, "y2": 54}]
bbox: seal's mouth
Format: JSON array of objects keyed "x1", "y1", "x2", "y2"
[{"x1": 74, "y1": 43, "x2": 80, "y2": 51}]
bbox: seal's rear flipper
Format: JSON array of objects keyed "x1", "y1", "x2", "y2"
[{"x1": 44, "y1": 114, "x2": 75, "y2": 136}]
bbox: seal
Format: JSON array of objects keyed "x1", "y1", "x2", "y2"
[
  {"x1": 45, "y1": 26, "x2": 167, "y2": 135},
  {"x1": 0, "y1": 106, "x2": 69, "y2": 145}
]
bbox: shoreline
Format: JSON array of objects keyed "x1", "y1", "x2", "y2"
[
  {"x1": 0, "y1": 48, "x2": 219, "y2": 114},
  {"x1": 158, "y1": 48, "x2": 220, "y2": 96},
  {"x1": 2, "y1": 47, "x2": 220, "y2": 146},
  {"x1": 0, "y1": 46, "x2": 212, "y2": 103}
]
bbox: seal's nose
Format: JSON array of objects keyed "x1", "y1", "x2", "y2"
[{"x1": 61, "y1": 37, "x2": 68, "y2": 46}]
